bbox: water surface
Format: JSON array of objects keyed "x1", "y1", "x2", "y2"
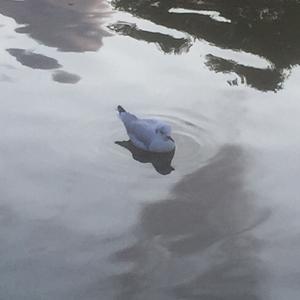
[{"x1": 1, "y1": 1, "x2": 300, "y2": 299}]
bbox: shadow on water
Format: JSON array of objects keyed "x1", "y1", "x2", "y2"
[
  {"x1": 111, "y1": 0, "x2": 300, "y2": 91},
  {"x1": 111, "y1": 145, "x2": 271, "y2": 300},
  {"x1": 0, "y1": 0, "x2": 110, "y2": 52},
  {"x1": 115, "y1": 140, "x2": 175, "y2": 175}
]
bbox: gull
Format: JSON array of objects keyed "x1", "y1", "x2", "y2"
[{"x1": 117, "y1": 105, "x2": 175, "y2": 153}]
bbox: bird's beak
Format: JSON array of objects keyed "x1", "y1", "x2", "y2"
[{"x1": 167, "y1": 136, "x2": 174, "y2": 142}]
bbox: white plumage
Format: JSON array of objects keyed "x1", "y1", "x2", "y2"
[{"x1": 117, "y1": 106, "x2": 175, "y2": 153}]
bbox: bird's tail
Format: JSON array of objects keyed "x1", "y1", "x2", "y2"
[{"x1": 117, "y1": 105, "x2": 126, "y2": 113}]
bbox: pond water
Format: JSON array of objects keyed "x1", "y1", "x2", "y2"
[{"x1": 1, "y1": 1, "x2": 300, "y2": 299}]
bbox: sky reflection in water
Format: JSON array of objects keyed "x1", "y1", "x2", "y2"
[{"x1": 0, "y1": 1, "x2": 300, "y2": 299}]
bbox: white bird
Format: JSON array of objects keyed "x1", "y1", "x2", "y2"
[{"x1": 117, "y1": 105, "x2": 175, "y2": 153}]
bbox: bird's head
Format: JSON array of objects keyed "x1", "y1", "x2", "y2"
[{"x1": 155, "y1": 124, "x2": 175, "y2": 143}]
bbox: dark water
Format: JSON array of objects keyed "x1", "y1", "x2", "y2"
[{"x1": 1, "y1": 1, "x2": 300, "y2": 299}]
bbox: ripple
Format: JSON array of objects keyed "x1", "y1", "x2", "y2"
[
  {"x1": 143, "y1": 112, "x2": 220, "y2": 175},
  {"x1": 104, "y1": 109, "x2": 221, "y2": 176}
]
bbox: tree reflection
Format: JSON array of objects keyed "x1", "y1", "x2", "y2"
[
  {"x1": 108, "y1": 22, "x2": 192, "y2": 54},
  {"x1": 111, "y1": 0, "x2": 300, "y2": 91},
  {"x1": 205, "y1": 54, "x2": 285, "y2": 91}
]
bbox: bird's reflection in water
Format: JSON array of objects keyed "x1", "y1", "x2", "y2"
[{"x1": 115, "y1": 140, "x2": 175, "y2": 175}]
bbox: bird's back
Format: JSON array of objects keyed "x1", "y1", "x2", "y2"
[
  {"x1": 118, "y1": 107, "x2": 159, "y2": 150},
  {"x1": 117, "y1": 106, "x2": 174, "y2": 152}
]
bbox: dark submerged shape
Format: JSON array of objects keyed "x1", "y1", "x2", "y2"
[
  {"x1": 52, "y1": 70, "x2": 81, "y2": 84},
  {"x1": 111, "y1": 146, "x2": 271, "y2": 299},
  {"x1": 6, "y1": 48, "x2": 61, "y2": 70}
]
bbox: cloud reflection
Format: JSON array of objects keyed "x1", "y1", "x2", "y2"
[
  {"x1": 0, "y1": 74, "x2": 13, "y2": 82},
  {"x1": 0, "y1": 0, "x2": 110, "y2": 52}
]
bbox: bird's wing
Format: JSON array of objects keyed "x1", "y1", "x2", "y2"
[
  {"x1": 143, "y1": 118, "x2": 159, "y2": 125},
  {"x1": 127, "y1": 119, "x2": 156, "y2": 148}
]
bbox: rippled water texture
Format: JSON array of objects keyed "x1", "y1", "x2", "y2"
[{"x1": 1, "y1": 1, "x2": 300, "y2": 299}]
